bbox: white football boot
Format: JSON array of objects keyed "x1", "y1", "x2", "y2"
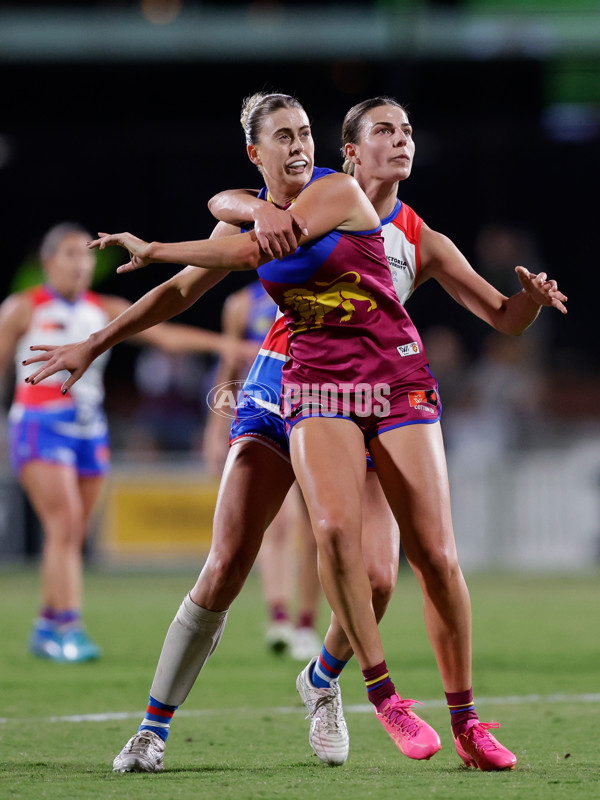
[
  {"x1": 112, "y1": 730, "x2": 165, "y2": 773},
  {"x1": 296, "y1": 657, "x2": 349, "y2": 766}
]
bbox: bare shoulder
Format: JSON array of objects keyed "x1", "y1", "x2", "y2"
[
  {"x1": 307, "y1": 171, "x2": 359, "y2": 197},
  {"x1": 317, "y1": 172, "x2": 378, "y2": 212},
  {"x1": 420, "y1": 224, "x2": 459, "y2": 264},
  {"x1": 296, "y1": 171, "x2": 379, "y2": 234},
  {"x1": 420, "y1": 222, "x2": 447, "y2": 246},
  {"x1": 0, "y1": 290, "x2": 32, "y2": 313},
  {"x1": 0, "y1": 290, "x2": 34, "y2": 333}
]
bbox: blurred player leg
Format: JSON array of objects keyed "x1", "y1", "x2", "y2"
[{"x1": 21, "y1": 461, "x2": 102, "y2": 662}]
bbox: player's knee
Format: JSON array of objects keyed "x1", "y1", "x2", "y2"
[
  {"x1": 312, "y1": 517, "x2": 360, "y2": 570},
  {"x1": 367, "y1": 563, "x2": 396, "y2": 620},
  {"x1": 417, "y1": 544, "x2": 460, "y2": 587},
  {"x1": 41, "y1": 505, "x2": 86, "y2": 545},
  {"x1": 205, "y1": 550, "x2": 254, "y2": 596}
]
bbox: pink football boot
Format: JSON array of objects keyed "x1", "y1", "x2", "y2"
[
  {"x1": 375, "y1": 694, "x2": 442, "y2": 760},
  {"x1": 454, "y1": 720, "x2": 517, "y2": 771}
]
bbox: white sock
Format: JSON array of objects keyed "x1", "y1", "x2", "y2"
[{"x1": 150, "y1": 594, "x2": 228, "y2": 706}]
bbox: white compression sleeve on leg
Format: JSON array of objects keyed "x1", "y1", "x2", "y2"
[{"x1": 150, "y1": 594, "x2": 229, "y2": 706}]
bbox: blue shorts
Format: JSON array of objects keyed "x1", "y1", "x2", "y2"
[
  {"x1": 8, "y1": 405, "x2": 110, "y2": 477},
  {"x1": 229, "y1": 397, "x2": 290, "y2": 462},
  {"x1": 229, "y1": 396, "x2": 376, "y2": 469}
]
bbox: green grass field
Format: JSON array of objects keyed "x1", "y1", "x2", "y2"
[{"x1": 2, "y1": 565, "x2": 599, "y2": 800}]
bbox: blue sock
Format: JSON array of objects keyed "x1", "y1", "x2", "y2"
[
  {"x1": 36, "y1": 608, "x2": 56, "y2": 631},
  {"x1": 139, "y1": 695, "x2": 178, "y2": 742},
  {"x1": 55, "y1": 610, "x2": 80, "y2": 628},
  {"x1": 311, "y1": 646, "x2": 349, "y2": 688}
]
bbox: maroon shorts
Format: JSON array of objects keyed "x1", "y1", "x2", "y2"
[{"x1": 283, "y1": 362, "x2": 441, "y2": 443}]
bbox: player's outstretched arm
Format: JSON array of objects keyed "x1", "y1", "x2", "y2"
[
  {"x1": 88, "y1": 229, "x2": 265, "y2": 275},
  {"x1": 419, "y1": 225, "x2": 567, "y2": 336},
  {"x1": 25, "y1": 220, "x2": 250, "y2": 392},
  {"x1": 22, "y1": 264, "x2": 228, "y2": 393},
  {"x1": 89, "y1": 173, "x2": 374, "y2": 275}
]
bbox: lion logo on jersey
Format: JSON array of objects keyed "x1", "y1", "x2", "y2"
[{"x1": 283, "y1": 271, "x2": 377, "y2": 332}]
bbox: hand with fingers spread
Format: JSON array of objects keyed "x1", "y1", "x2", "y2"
[
  {"x1": 252, "y1": 204, "x2": 308, "y2": 259},
  {"x1": 87, "y1": 231, "x2": 153, "y2": 274},
  {"x1": 515, "y1": 266, "x2": 568, "y2": 314},
  {"x1": 23, "y1": 339, "x2": 95, "y2": 394}
]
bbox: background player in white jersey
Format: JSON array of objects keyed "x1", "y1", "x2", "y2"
[
  {"x1": 208, "y1": 95, "x2": 567, "y2": 770},
  {"x1": 0, "y1": 222, "x2": 251, "y2": 663}
]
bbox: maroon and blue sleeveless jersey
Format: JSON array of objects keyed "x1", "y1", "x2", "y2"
[
  {"x1": 239, "y1": 168, "x2": 335, "y2": 407},
  {"x1": 256, "y1": 171, "x2": 429, "y2": 391}
]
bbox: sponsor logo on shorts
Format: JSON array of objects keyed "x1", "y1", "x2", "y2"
[
  {"x1": 206, "y1": 380, "x2": 280, "y2": 419},
  {"x1": 408, "y1": 389, "x2": 438, "y2": 415},
  {"x1": 290, "y1": 401, "x2": 325, "y2": 419},
  {"x1": 397, "y1": 341, "x2": 420, "y2": 357}
]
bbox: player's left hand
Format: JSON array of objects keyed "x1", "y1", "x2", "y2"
[
  {"x1": 22, "y1": 340, "x2": 93, "y2": 394},
  {"x1": 515, "y1": 266, "x2": 568, "y2": 314},
  {"x1": 87, "y1": 231, "x2": 153, "y2": 273},
  {"x1": 253, "y1": 205, "x2": 308, "y2": 259}
]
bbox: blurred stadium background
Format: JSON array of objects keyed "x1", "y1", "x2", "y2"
[{"x1": 0, "y1": 0, "x2": 598, "y2": 572}]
